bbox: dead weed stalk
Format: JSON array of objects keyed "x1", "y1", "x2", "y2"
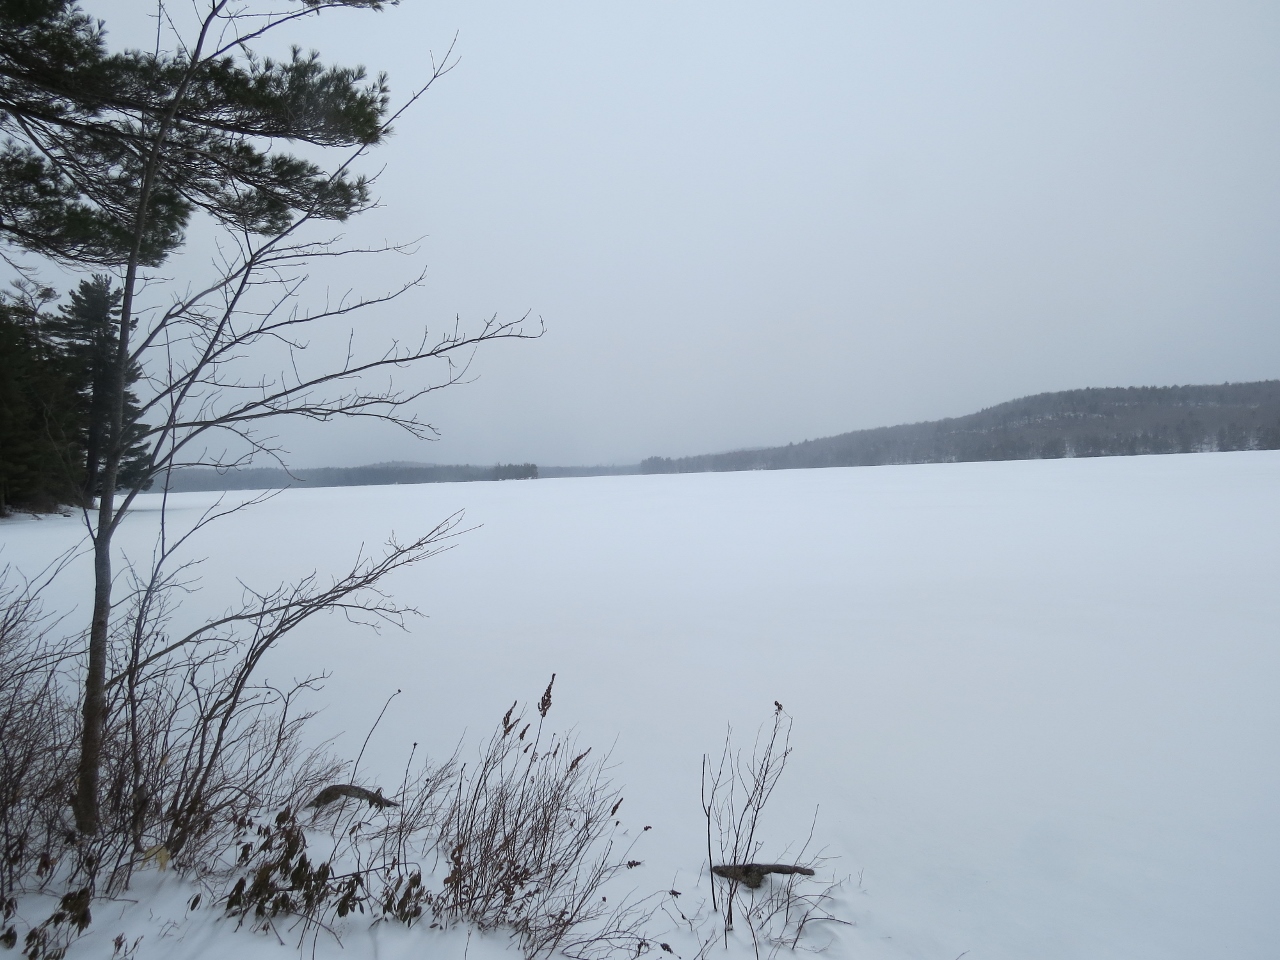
[{"x1": 700, "y1": 705, "x2": 846, "y2": 957}]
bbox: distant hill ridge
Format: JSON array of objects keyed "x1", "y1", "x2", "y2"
[
  {"x1": 640, "y1": 380, "x2": 1280, "y2": 474},
  {"x1": 166, "y1": 461, "x2": 538, "y2": 492},
  {"x1": 167, "y1": 380, "x2": 1280, "y2": 492}
]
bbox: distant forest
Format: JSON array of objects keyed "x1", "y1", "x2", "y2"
[
  {"x1": 156, "y1": 381, "x2": 1280, "y2": 494},
  {"x1": 167, "y1": 462, "x2": 538, "y2": 492},
  {"x1": 641, "y1": 381, "x2": 1280, "y2": 475}
]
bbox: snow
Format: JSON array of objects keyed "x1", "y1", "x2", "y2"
[{"x1": 4, "y1": 451, "x2": 1279, "y2": 959}]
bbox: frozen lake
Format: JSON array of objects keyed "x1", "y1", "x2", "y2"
[{"x1": 5, "y1": 450, "x2": 1278, "y2": 959}]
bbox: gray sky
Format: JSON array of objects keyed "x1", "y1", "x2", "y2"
[{"x1": 103, "y1": 1, "x2": 1280, "y2": 467}]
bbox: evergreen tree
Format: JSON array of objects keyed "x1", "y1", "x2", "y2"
[
  {"x1": 0, "y1": 0, "x2": 387, "y2": 270},
  {"x1": 47, "y1": 275, "x2": 151, "y2": 499},
  {"x1": 0, "y1": 289, "x2": 80, "y2": 512}
]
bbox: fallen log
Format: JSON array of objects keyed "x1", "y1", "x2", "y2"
[
  {"x1": 307, "y1": 784, "x2": 399, "y2": 809},
  {"x1": 711, "y1": 863, "x2": 815, "y2": 889}
]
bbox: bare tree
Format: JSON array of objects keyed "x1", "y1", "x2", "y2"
[{"x1": 1, "y1": 1, "x2": 537, "y2": 834}]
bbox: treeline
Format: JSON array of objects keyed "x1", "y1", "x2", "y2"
[
  {"x1": 169, "y1": 462, "x2": 643, "y2": 491},
  {"x1": 539, "y1": 464, "x2": 637, "y2": 478},
  {"x1": 0, "y1": 277, "x2": 150, "y2": 514},
  {"x1": 642, "y1": 381, "x2": 1280, "y2": 475},
  {"x1": 167, "y1": 461, "x2": 538, "y2": 492},
  {"x1": 16, "y1": 375, "x2": 1280, "y2": 507}
]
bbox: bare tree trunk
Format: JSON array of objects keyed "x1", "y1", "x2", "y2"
[
  {"x1": 72, "y1": 230, "x2": 153, "y2": 833},
  {"x1": 74, "y1": 278, "x2": 131, "y2": 835},
  {"x1": 74, "y1": 506, "x2": 112, "y2": 834},
  {"x1": 72, "y1": 78, "x2": 168, "y2": 832}
]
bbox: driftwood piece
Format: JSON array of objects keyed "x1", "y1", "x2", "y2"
[
  {"x1": 307, "y1": 784, "x2": 399, "y2": 809},
  {"x1": 711, "y1": 863, "x2": 816, "y2": 889}
]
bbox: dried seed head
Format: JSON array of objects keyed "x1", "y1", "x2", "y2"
[{"x1": 538, "y1": 673, "x2": 556, "y2": 718}]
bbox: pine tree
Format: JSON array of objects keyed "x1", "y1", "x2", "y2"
[
  {"x1": 47, "y1": 276, "x2": 151, "y2": 499},
  {"x1": 0, "y1": 0, "x2": 387, "y2": 270},
  {"x1": 0, "y1": 289, "x2": 81, "y2": 513}
]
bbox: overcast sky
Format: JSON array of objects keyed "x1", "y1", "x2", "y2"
[{"x1": 100, "y1": 1, "x2": 1280, "y2": 467}]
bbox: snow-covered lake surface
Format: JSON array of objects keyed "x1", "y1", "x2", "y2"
[{"x1": 5, "y1": 451, "x2": 1278, "y2": 960}]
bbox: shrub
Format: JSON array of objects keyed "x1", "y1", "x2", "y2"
[{"x1": 699, "y1": 706, "x2": 845, "y2": 957}]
